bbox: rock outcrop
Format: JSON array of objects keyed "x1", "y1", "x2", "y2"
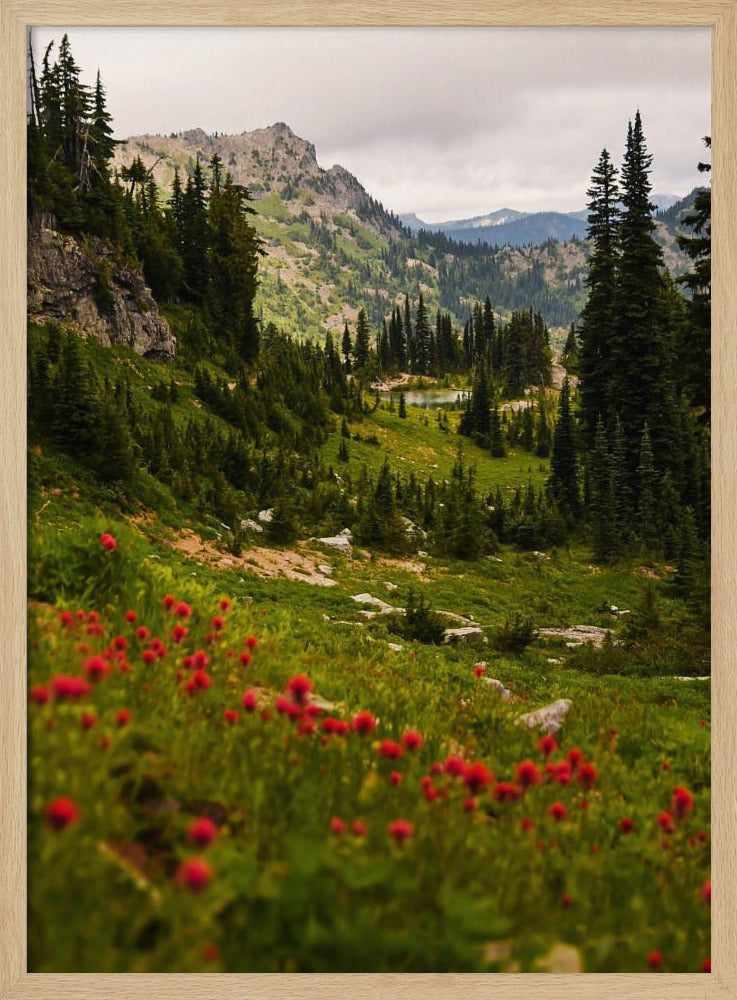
[{"x1": 27, "y1": 225, "x2": 176, "y2": 360}]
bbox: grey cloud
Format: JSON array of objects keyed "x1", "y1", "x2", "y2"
[{"x1": 32, "y1": 26, "x2": 710, "y2": 219}]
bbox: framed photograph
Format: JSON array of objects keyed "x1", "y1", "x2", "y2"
[{"x1": 1, "y1": 2, "x2": 735, "y2": 997}]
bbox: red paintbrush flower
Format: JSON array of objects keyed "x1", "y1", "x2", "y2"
[
  {"x1": 619, "y1": 817, "x2": 635, "y2": 834},
  {"x1": 352, "y1": 711, "x2": 376, "y2": 735},
  {"x1": 578, "y1": 763, "x2": 598, "y2": 791},
  {"x1": 388, "y1": 819, "x2": 414, "y2": 845},
  {"x1": 242, "y1": 689, "x2": 258, "y2": 712},
  {"x1": 100, "y1": 533, "x2": 116, "y2": 551},
  {"x1": 378, "y1": 739, "x2": 403, "y2": 760},
  {"x1": 174, "y1": 602, "x2": 192, "y2": 619},
  {"x1": 537, "y1": 734, "x2": 557, "y2": 757},
  {"x1": 45, "y1": 796, "x2": 80, "y2": 831},
  {"x1": 286, "y1": 674, "x2": 313, "y2": 705},
  {"x1": 672, "y1": 786, "x2": 694, "y2": 820},
  {"x1": 177, "y1": 857, "x2": 212, "y2": 892},
  {"x1": 515, "y1": 759, "x2": 542, "y2": 788},
  {"x1": 464, "y1": 762, "x2": 494, "y2": 794},
  {"x1": 401, "y1": 729, "x2": 423, "y2": 751},
  {"x1": 187, "y1": 816, "x2": 218, "y2": 848},
  {"x1": 549, "y1": 801, "x2": 568, "y2": 822},
  {"x1": 115, "y1": 708, "x2": 131, "y2": 727}
]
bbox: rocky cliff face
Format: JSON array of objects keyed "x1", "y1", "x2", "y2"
[{"x1": 27, "y1": 226, "x2": 177, "y2": 360}]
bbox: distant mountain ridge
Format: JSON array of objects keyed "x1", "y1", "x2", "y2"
[{"x1": 400, "y1": 193, "x2": 683, "y2": 248}]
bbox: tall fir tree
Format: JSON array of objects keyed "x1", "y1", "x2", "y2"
[
  {"x1": 550, "y1": 377, "x2": 579, "y2": 516},
  {"x1": 578, "y1": 148, "x2": 620, "y2": 442}
]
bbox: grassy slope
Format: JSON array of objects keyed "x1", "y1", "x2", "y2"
[{"x1": 27, "y1": 332, "x2": 710, "y2": 974}]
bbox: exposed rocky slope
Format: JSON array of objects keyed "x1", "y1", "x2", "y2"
[{"x1": 27, "y1": 224, "x2": 176, "y2": 360}]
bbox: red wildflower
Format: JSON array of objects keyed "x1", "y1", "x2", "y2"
[
  {"x1": 219, "y1": 599, "x2": 231, "y2": 612},
  {"x1": 286, "y1": 674, "x2": 314, "y2": 705},
  {"x1": 80, "y1": 712, "x2": 97, "y2": 729},
  {"x1": 162, "y1": 594, "x2": 176, "y2": 611},
  {"x1": 401, "y1": 729, "x2": 423, "y2": 751},
  {"x1": 672, "y1": 786, "x2": 694, "y2": 821},
  {"x1": 174, "y1": 602, "x2": 192, "y2": 619},
  {"x1": 378, "y1": 739, "x2": 403, "y2": 760},
  {"x1": 189, "y1": 670, "x2": 212, "y2": 692},
  {"x1": 388, "y1": 771, "x2": 403, "y2": 786},
  {"x1": 245, "y1": 635, "x2": 258, "y2": 650},
  {"x1": 330, "y1": 816, "x2": 346, "y2": 835},
  {"x1": 172, "y1": 624, "x2": 188, "y2": 644},
  {"x1": 142, "y1": 649, "x2": 156, "y2": 665},
  {"x1": 177, "y1": 857, "x2": 212, "y2": 893},
  {"x1": 429, "y1": 761, "x2": 443, "y2": 775},
  {"x1": 242, "y1": 689, "x2": 258, "y2": 712},
  {"x1": 351, "y1": 820, "x2": 368, "y2": 837},
  {"x1": 561, "y1": 893, "x2": 573, "y2": 908},
  {"x1": 521, "y1": 817, "x2": 535, "y2": 832},
  {"x1": 549, "y1": 801, "x2": 568, "y2": 822},
  {"x1": 115, "y1": 709, "x2": 131, "y2": 727},
  {"x1": 87, "y1": 611, "x2": 100, "y2": 624},
  {"x1": 388, "y1": 819, "x2": 414, "y2": 845},
  {"x1": 578, "y1": 763, "x2": 598, "y2": 792},
  {"x1": 647, "y1": 950, "x2": 663, "y2": 970},
  {"x1": 493, "y1": 782, "x2": 519, "y2": 803},
  {"x1": 223, "y1": 708, "x2": 238, "y2": 725},
  {"x1": 474, "y1": 665, "x2": 485, "y2": 677},
  {"x1": 657, "y1": 811, "x2": 675, "y2": 834},
  {"x1": 566, "y1": 747, "x2": 583, "y2": 772},
  {"x1": 464, "y1": 762, "x2": 494, "y2": 794},
  {"x1": 30, "y1": 685, "x2": 50, "y2": 705},
  {"x1": 84, "y1": 655, "x2": 111, "y2": 683},
  {"x1": 702, "y1": 959, "x2": 711, "y2": 973},
  {"x1": 619, "y1": 817, "x2": 635, "y2": 834},
  {"x1": 701, "y1": 879, "x2": 711, "y2": 905},
  {"x1": 537, "y1": 734, "x2": 557, "y2": 757},
  {"x1": 113, "y1": 635, "x2": 128, "y2": 651},
  {"x1": 553, "y1": 762, "x2": 572, "y2": 784},
  {"x1": 239, "y1": 652, "x2": 252, "y2": 666},
  {"x1": 297, "y1": 717, "x2": 315, "y2": 737},
  {"x1": 187, "y1": 816, "x2": 218, "y2": 848},
  {"x1": 211, "y1": 616, "x2": 225, "y2": 631},
  {"x1": 100, "y1": 533, "x2": 117, "y2": 551},
  {"x1": 352, "y1": 711, "x2": 376, "y2": 735},
  {"x1": 193, "y1": 650, "x2": 209, "y2": 668},
  {"x1": 322, "y1": 717, "x2": 349, "y2": 735},
  {"x1": 443, "y1": 755, "x2": 466, "y2": 777},
  {"x1": 60, "y1": 610, "x2": 75, "y2": 628},
  {"x1": 662, "y1": 760, "x2": 671, "y2": 771},
  {"x1": 515, "y1": 759, "x2": 542, "y2": 788},
  {"x1": 45, "y1": 797, "x2": 80, "y2": 831},
  {"x1": 136, "y1": 626, "x2": 150, "y2": 641},
  {"x1": 51, "y1": 674, "x2": 91, "y2": 701},
  {"x1": 463, "y1": 797, "x2": 477, "y2": 812},
  {"x1": 275, "y1": 695, "x2": 300, "y2": 718},
  {"x1": 124, "y1": 610, "x2": 137, "y2": 623},
  {"x1": 76, "y1": 610, "x2": 87, "y2": 620}
]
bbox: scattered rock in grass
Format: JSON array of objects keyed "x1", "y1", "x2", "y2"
[
  {"x1": 317, "y1": 564, "x2": 333, "y2": 576},
  {"x1": 240, "y1": 518, "x2": 263, "y2": 533},
  {"x1": 385, "y1": 581, "x2": 398, "y2": 592},
  {"x1": 673, "y1": 675, "x2": 710, "y2": 681},
  {"x1": 531, "y1": 550, "x2": 549, "y2": 560},
  {"x1": 339, "y1": 527, "x2": 353, "y2": 538},
  {"x1": 533, "y1": 942, "x2": 582, "y2": 973},
  {"x1": 387, "y1": 642, "x2": 403, "y2": 652},
  {"x1": 547, "y1": 658, "x2": 562, "y2": 665},
  {"x1": 400, "y1": 516, "x2": 428, "y2": 544},
  {"x1": 537, "y1": 625, "x2": 612, "y2": 648},
  {"x1": 482, "y1": 677, "x2": 514, "y2": 702},
  {"x1": 351, "y1": 593, "x2": 397, "y2": 613},
  {"x1": 443, "y1": 626, "x2": 486, "y2": 645},
  {"x1": 257, "y1": 508, "x2": 274, "y2": 523},
  {"x1": 317, "y1": 534, "x2": 352, "y2": 555},
  {"x1": 516, "y1": 699, "x2": 573, "y2": 734},
  {"x1": 418, "y1": 550, "x2": 429, "y2": 558}
]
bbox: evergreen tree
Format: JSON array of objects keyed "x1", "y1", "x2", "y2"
[
  {"x1": 589, "y1": 417, "x2": 617, "y2": 562},
  {"x1": 489, "y1": 402, "x2": 506, "y2": 458},
  {"x1": 636, "y1": 423, "x2": 660, "y2": 547},
  {"x1": 341, "y1": 321, "x2": 353, "y2": 373},
  {"x1": 354, "y1": 308, "x2": 371, "y2": 369},
  {"x1": 578, "y1": 148, "x2": 619, "y2": 441},
  {"x1": 550, "y1": 377, "x2": 579, "y2": 516}
]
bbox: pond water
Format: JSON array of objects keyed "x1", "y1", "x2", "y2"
[{"x1": 378, "y1": 389, "x2": 470, "y2": 409}]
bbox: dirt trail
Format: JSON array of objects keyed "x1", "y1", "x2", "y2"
[{"x1": 170, "y1": 530, "x2": 336, "y2": 587}]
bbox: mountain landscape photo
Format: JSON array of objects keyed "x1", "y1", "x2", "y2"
[{"x1": 26, "y1": 26, "x2": 711, "y2": 974}]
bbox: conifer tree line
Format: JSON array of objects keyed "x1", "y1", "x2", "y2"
[
  {"x1": 557, "y1": 113, "x2": 709, "y2": 571},
  {"x1": 27, "y1": 34, "x2": 262, "y2": 364}
]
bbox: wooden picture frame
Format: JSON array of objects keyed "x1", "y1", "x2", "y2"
[{"x1": 1, "y1": 3, "x2": 733, "y2": 997}]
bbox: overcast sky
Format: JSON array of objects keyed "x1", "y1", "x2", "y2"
[{"x1": 32, "y1": 27, "x2": 710, "y2": 222}]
